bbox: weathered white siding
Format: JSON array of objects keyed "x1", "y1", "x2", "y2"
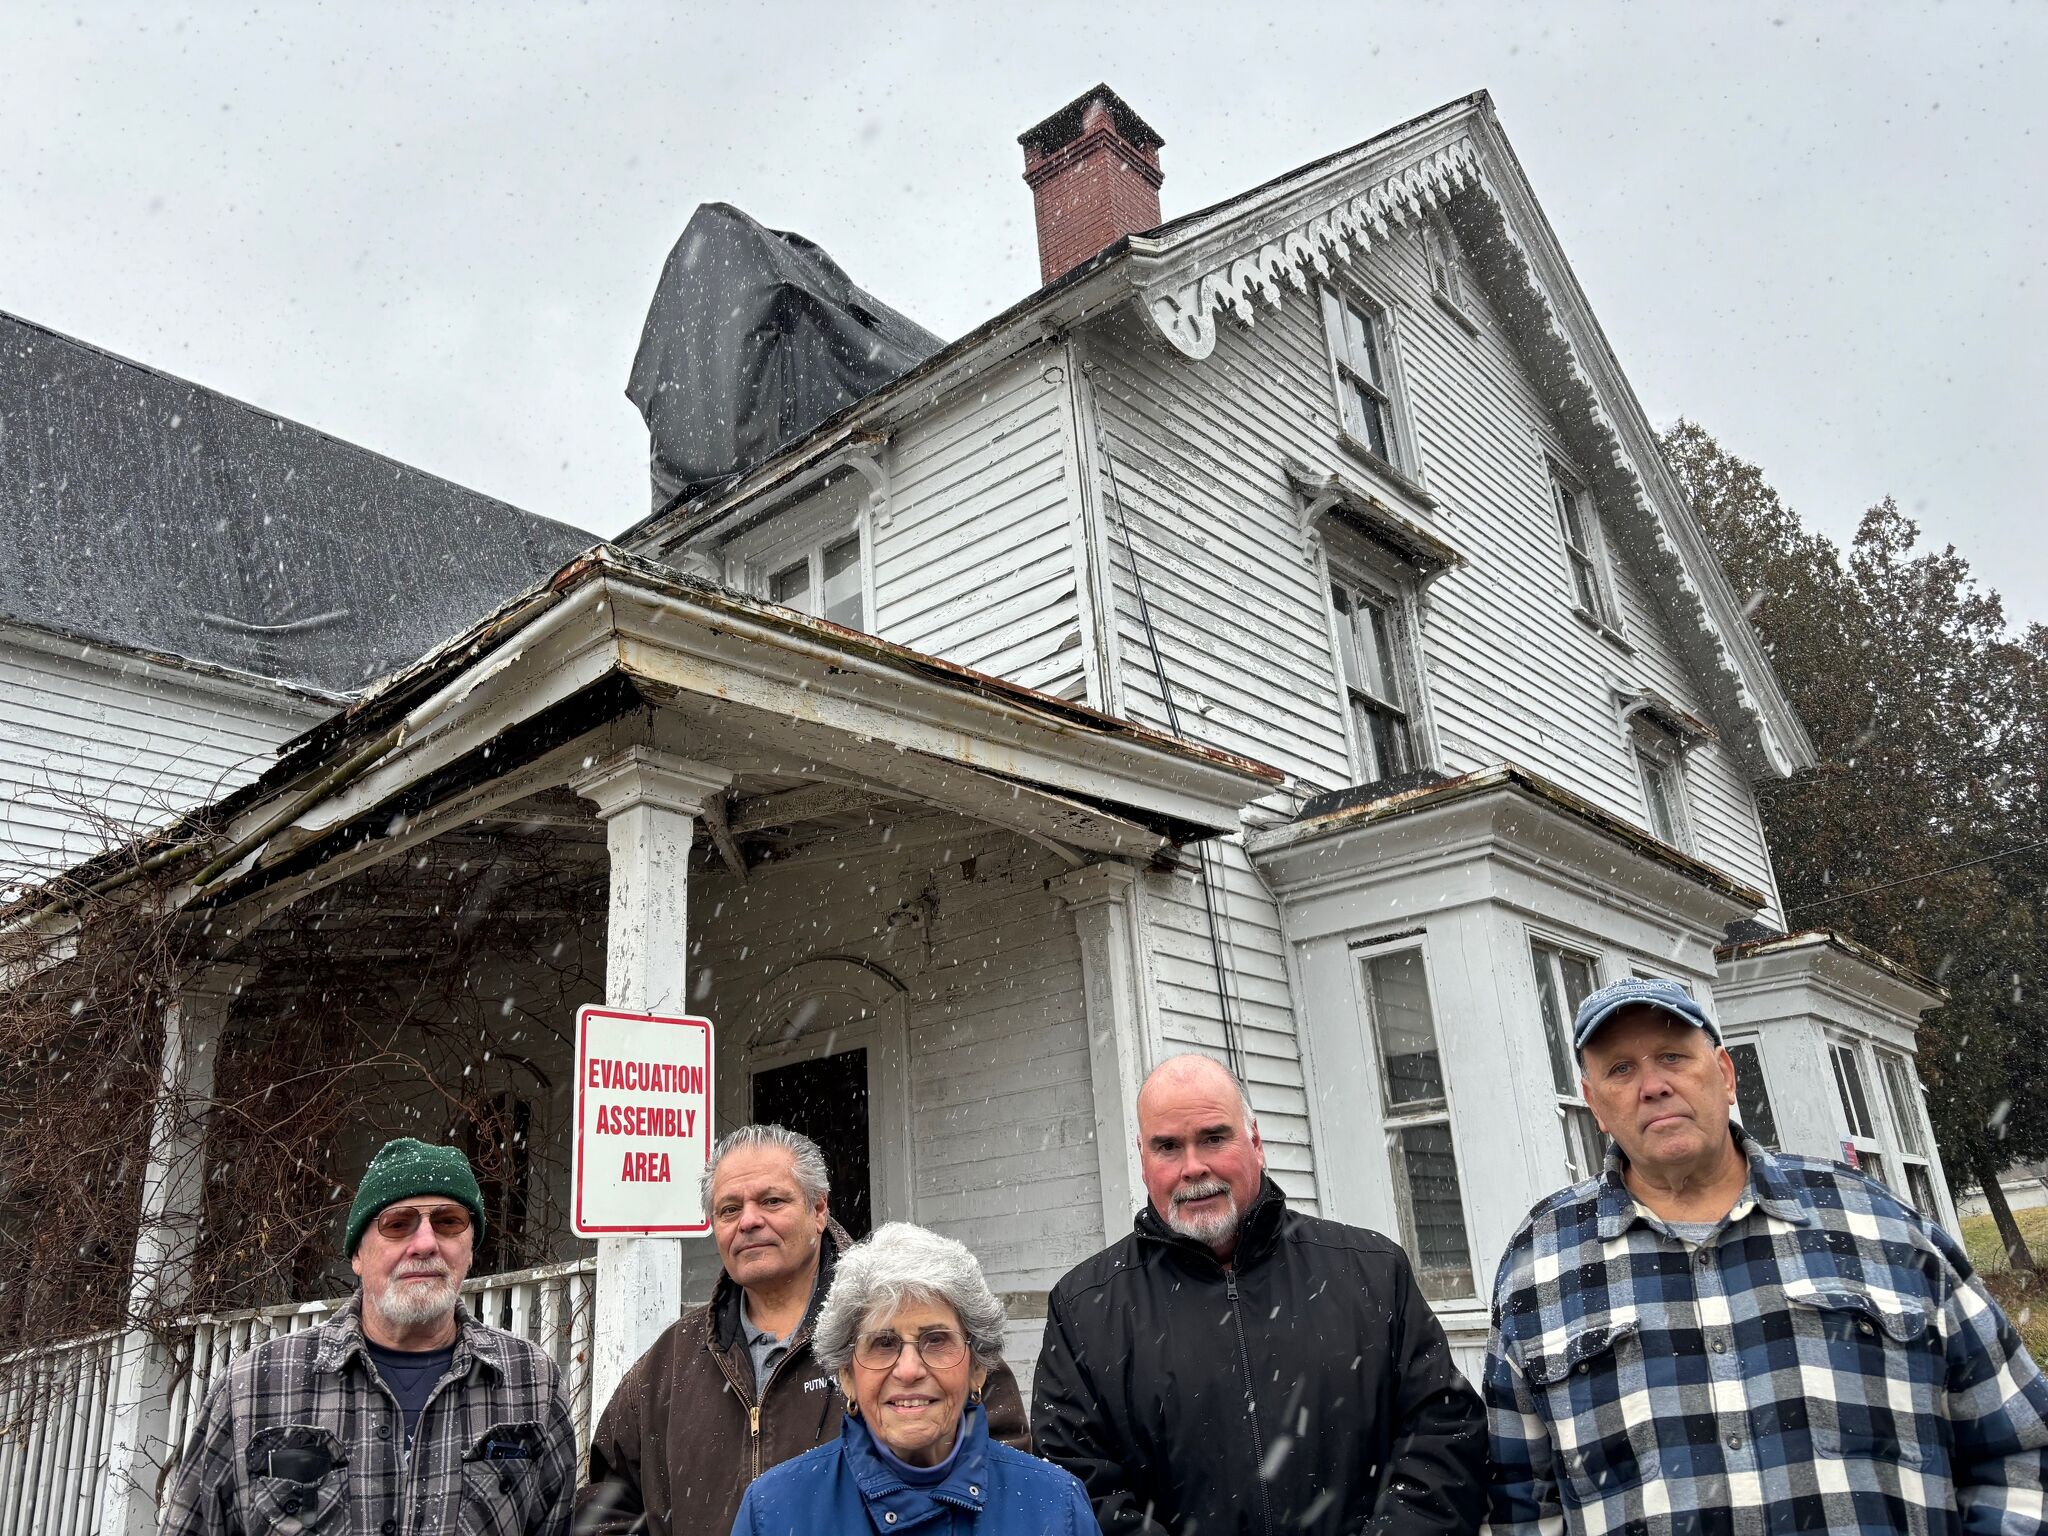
[
  {"x1": 871, "y1": 345, "x2": 1089, "y2": 701},
  {"x1": 0, "y1": 626, "x2": 328, "y2": 891},
  {"x1": 690, "y1": 812, "x2": 1099, "y2": 1375},
  {"x1": 1081, "y1": 225, "x2": 1782, "y2": 913}
]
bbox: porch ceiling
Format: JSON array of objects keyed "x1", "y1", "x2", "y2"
[{"x1": 150, "y1": 547, "x2": 1281, "y2": 927}]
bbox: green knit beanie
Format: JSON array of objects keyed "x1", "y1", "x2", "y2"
[{"x1": 345, "y1": 1138, "x2": 486, "y2": 1257}]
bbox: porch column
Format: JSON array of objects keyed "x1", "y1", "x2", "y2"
[
  {"x1": 572, "y1": 746, "x2": 732, "y2": 1420},
  {"x1": 1051, "y1": 862, "x2": 1155, "y2": 1245},
  {"x1": 100, "y1": 962, "x2": 253, "y2": 1536}
]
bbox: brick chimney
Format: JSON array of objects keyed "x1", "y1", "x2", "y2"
[{"x1": 1020, "y1": 85, "x2": 1165, "y2": 287}]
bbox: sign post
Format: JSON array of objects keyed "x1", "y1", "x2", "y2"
[{"x1": 572, "y1": 1006, "x2": 715, "y2": 1236}]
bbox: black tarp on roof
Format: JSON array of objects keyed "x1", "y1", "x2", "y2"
[
  {"x1": 627, "y1": 203, "x2": 944, "y2": 512},
  {"x1": 0, "y1": 311, "x2": 595, "y2": 695}
]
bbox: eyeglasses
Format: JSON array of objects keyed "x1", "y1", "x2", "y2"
[
  {"x1": 853, "y1": 1326, "x2": 967, "y2": 1371},
  {"x1": 373, "y1": 1204, "x2": 473, "y2": 1242}
]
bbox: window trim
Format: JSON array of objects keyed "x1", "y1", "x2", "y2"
[
  {"x1": 1418, "y1": 214, "x2": 1481, "y2": 335},
  {"x1": 1352, "y1": 934, "x2": 1478, "y2": 1304},
  {"x1": 724, "y1": 484, "x2": 875, "y2": 632},
  {"x1": 1873, "y1": 1044, "x2": 1940, "y2": 1213},
  {"x1": 1318, "y1": 281, "x2": 1421, "y2": 485},
  {"x1": 1527, "y1": 933, "x2": 1607, "y2": 1183},
  {"x1": 1630, "y1": 721, "x2": 1694, "y2": 852},
  {"x1": 1322, "y1": 550, "x2": 1432, "y2": 786},
  {"x1": 1827, "y1": 1034, "x2": 1891, "y2": 1187},
  {"x1": 1722, "y1": 1034, "x2": 1782, "y2": 1151},
  {"x1": 1545, "y1": 459, "x2": 1622, "y2": 633}
]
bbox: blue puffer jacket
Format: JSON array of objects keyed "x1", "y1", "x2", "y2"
[{"x1": 732, "y1": 1401, "x2": 1094, "y2": 1536}]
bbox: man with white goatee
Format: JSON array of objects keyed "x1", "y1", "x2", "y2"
[
  {"x1": 162, "y1": 1138, "x2": 577, "y2": 1534},
  {"x1": 1032, "y1": 1053, "x2": 1487, "y2": 1535}
]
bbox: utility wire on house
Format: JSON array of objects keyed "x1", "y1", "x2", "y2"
[
  {"x1": 1783, "y1": 839, "x2": 2047, "y2": 915},
  {"x1": 1081, "y1": 366, "x2": 1250, "y2": 1087}
]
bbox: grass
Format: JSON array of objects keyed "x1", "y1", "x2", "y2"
[{"x1": 1959, "y1": 1207, "x2": 2048, "y2": 1363}]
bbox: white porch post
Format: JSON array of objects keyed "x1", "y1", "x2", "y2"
[
  {"x1": 99, "y1": 962, "x2": 252, "y2": 1536},
  {"x1": 1051, "y1": 862, "x2": 1156, "y2": 1245},
  {"x1": 572, "y1": 746, "x2": 732, "y2": 1421}
]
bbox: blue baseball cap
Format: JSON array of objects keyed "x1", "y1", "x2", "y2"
[{"x1": 1572, "y1": 976, "x2": 1720, "y2": 1055}]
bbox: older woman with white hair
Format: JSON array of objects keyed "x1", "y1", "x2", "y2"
[{"x1": 731, "y1": 1222, "x2": 1092, "y2": 1535}]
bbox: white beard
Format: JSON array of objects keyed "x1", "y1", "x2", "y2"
[
  {"x1": 1164, "y1": 1180, "x2": 1240, "y2": 1247},
  {"x1": 375, "y1": 1266, "x2": 460, "y2": 1327}
]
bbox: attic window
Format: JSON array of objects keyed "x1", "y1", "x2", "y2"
[{"x1": 1420, "y1": 216, "x2": 1480, "y2": 335}]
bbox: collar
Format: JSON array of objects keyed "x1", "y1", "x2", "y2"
[
  {"x1": 314, "y1": 1292, "x2": 504, "y2": 1380},
  {"x1": 841, "y1": 1400, "x2": 992, "y2": 1533},
  {"x1": 1594, "y1": 1124, "x2": 1811, "y2": 1241},
  {"x1": 1133, "y1": 1173, "x2": 1289, "y2": 1269}
]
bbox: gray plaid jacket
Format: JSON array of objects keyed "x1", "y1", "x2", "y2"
[{"x1": 161, "y1": 1294, "x2": 576, "y2": 1536}]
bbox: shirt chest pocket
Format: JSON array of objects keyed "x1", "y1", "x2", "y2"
[
  {"x1": 244, "y1": 1425, "x2": 348, "y2": 1534},
  {"x1": 1783, "y1": 1281, "x2": 1942, "y2": 1470},
  {"x1": 457, "y1": 1421, "x2": 551, "y2": 1536},
  {"x1": 1522, "y1": 1316, "x2": 1652, "y2": 1507}
]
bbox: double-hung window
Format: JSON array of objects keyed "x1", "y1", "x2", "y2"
[
  {"x1": 766, "y1": 529, "x2": 865, "y2": 630},
  {"x1": 1875, "y1": 1046, "x2": 1940, "y2": 1215},
  {"x1": 1632, "y1": 725, "x2": 1691, "y2": 850},
  {"x1": 1530, "y1": 939, "x2": 1605, "y2": 1181},
  {"x1": 1330, "y1": 577, "x2": 1415, "y2": 783},
  {"x1": 1725, "y1": 1038, "x2": 1782, "y2": 1150},
  {"x1": 1320, "y1": 287, "x2": 1401, "y2": 469},
  {"x1": 1359, "y1": 944, "x2": 1474, "y2": 1301},
  {"x1": 1828, "y1": 1035, "x2": 1889, "y2": 1188},
  {"x1": 1549, "y1": 465, "x2": 1618, "y2": 628}
]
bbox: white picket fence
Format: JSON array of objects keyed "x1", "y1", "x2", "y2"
[
  {"x1": 0, "y1": 1257, "x2": 596, "y2": 1532},
  {"x1": 0, "y1": 1330, "x2": 120, "y2": 1536}
]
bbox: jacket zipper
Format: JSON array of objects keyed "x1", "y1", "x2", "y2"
[
  {"x1": 712, "y1": 1324, "x2": 812, "y2": 1482},
  {"x1": 1224, "y1": 1269, "x2": 1275, "y2": 1536}
]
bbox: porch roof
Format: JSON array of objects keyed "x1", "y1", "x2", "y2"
[
  {"x1": 1247, "y1": 761, "x2": 1771, "y2": 910},
  {"x1": 12, "y1": 545, "x2": 1281, "y2": 929}
]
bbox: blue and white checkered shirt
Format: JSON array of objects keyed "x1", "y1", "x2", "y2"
[{"x1": 1483, "y1": 1129, "x2": 2048, "y2": 1535}]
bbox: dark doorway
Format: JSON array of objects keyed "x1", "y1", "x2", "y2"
[{"x1": 751, "y1": 1048, "x2": 872, "y2": 1239}]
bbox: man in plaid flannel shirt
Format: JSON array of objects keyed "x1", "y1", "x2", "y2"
[
  {"x1": 162, "y1": 1138, "x2": 576, "y2": 1535},
  {"x1": 1485, "y1": 976, "x2": 2048, "y2": 1536}
]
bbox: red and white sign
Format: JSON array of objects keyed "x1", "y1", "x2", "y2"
[{"x1": 572, "y1": 1006, "x2": 715, "y2": 1236}]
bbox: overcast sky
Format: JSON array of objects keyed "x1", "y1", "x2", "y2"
[{"x1": 3, "y1": 2, "x2": 2042, "y2": 627}]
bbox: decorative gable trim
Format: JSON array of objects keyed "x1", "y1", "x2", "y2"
[
  {"x1": 1141, "y1": 139, "x2": 1482, "y2": 361},
  {"x1": 1126, "y1": 102, "x2": 1813, "y2": 782}
]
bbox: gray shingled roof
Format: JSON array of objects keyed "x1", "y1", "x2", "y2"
[{"x1": 0, "y1": 310, "x2": 595, "y2": 695}]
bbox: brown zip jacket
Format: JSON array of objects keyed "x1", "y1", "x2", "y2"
[{"x1": 575, "y1": 1226, "x2": 1029, "y2": 1536}]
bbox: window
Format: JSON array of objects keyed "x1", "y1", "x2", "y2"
[
  {"x1": 1829, "y1": 1035, "x2": 1891, "y2": 1189},
  {"x1": 766, "y1": 530, "x2": 864, "y2": 629},
  {"x1": 1876, "y1": 1046, "x2": 1940, "y2": 1216},
  {"x1": 1329, "y1": 577, "x2": 1416, "y2": 782},
  {"x1": 1905, "y1": 1163, "x2": 1941, "y2": 1219},
  {"x1": 1875, "y1": 1049, "x2": 1927, "y2": 1156},
  {"x1": 1633, "y1": 728, "x2": 1691, "y2": 850},
  {"x1": 1360, "y1": 946, "x2": 1474, "y2": 1301},
  {"x1": 1829, "y1": 1038, "x2": 1876, "y2": 1139},
  {"x1": 1548, "y1": 466, "x2": 1616, "y2": 627},
  {"x1": 1420, "y1": 216, "x2": 1466, "y2": 307},
  {"x1": 1530, "y1": 939, "x2": 1605, "y2": 1181},
  {"x1": 1320, "y1": 286, "x2": 1402, "y2": 468},
  {"x1": 1725, "y1": 1039, "x2": 1780, "y2": 1150}
]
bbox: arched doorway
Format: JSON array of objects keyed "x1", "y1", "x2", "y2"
[{"x1": 734, "y1": 957, "x2": 911, "y2": 1238}]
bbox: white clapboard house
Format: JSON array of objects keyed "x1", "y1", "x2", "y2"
[
  {"x1": 0, "y1": 309, "x2": 596, "y2": 897},
  {"x1": 1, "y1": 88, "x2": 1953, "y2": 1530}
]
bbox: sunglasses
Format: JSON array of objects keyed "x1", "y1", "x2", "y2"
[{"x1": 373, "y1": 1203, "x2": 473, "y2": 1242}]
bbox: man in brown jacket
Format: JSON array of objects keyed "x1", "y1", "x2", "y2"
[{"x1": 577, "y1": 1124, "x2": 1027, "y2": 1536}]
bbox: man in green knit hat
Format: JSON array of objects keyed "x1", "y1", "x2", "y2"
[{"x1": 163, "y1": 1137, "x2": 578, "y2": 1534}]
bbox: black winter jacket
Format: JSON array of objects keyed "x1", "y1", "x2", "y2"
[{"x1": 1030, "y1": 1178, "x2": 1486, "y2": 1536}]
